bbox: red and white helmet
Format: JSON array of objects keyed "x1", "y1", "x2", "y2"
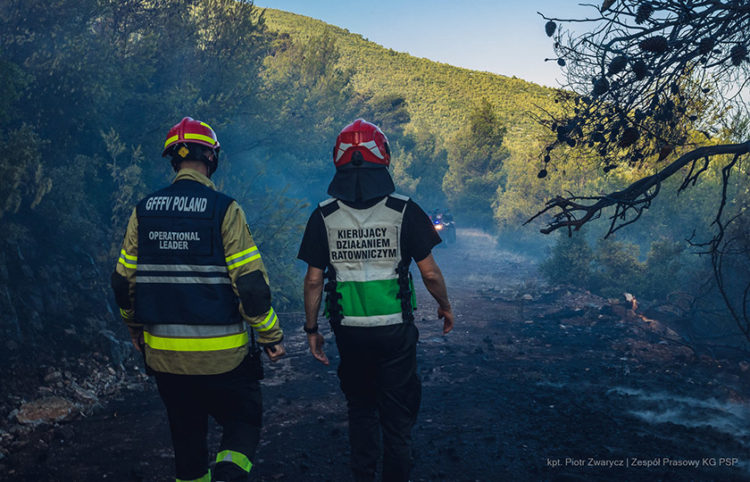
[
  {"x1": 162, "y1": 117, "x2": 220, "y2": 157},
  {"x1": 333, "y1": 119, "x2": 390, "y2": 168}
]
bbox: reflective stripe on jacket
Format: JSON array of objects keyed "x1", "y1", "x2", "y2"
[
  {"x1": 135, "y1": 178, "x2": 239, "y2": 326},
  {"x1": 114, "y1": 169, "x2": 283, "y2": 375},
  {"x1": 144, "y1": 322, "x2": 248, "y2": 351}
]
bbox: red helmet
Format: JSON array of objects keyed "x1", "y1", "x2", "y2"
[
  {"x1": 333, "y1": 119, "x2": 390, "y2": 168},
  {"x1": 162, "y1": 117, "x2": 220, "y2": 157}
]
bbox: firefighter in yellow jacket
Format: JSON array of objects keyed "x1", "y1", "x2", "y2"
[{"x1": 111, "y1": 117, "x2": 285, "y2": 482}]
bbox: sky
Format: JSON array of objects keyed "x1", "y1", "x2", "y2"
[{"x1": 255, "y1": 0, "x2": 593, "y2": 88}]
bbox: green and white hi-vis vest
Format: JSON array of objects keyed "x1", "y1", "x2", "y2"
[{"x1": 321, "y1": 194, "x2": 416, "y2": 327}]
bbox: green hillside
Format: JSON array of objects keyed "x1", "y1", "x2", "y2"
[
  {"x1": 261, "y1": 8, "x2": 559, "y2": 146},
  {"x1": 0, "y1": 0, "x2": 738, "y2": 376}
]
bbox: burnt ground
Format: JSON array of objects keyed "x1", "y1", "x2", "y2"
[{"x1": 2, "y1": 228, "x2": 750, "y2": 481}]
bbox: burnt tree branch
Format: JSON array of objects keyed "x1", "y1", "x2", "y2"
[{"x1": 525, "y1": 141, "x2": 750, "y2": 235}]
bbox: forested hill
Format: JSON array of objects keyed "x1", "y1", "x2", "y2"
[
  {"x1": 262, "y1": 8, "x2": 557, "y2": 142},
  {"x1": 3, "y1": 1, "x2": 565, "y2": 380},
  {"x1": 2, "y1": 0, "x2": 738, "y2": 397},
  {"x1": 2, "y1": 4, "x2": 748, "y2": 466}
]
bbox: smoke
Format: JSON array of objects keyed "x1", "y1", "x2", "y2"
[{"x1": 608, "y1": 387, "x2": 750, "y2": 450}]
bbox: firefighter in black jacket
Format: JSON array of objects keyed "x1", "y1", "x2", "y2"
[
  {"x1": 297, "y1": 119, "x2": 454, "y2": 481},
  {"x1": 111, "y1": 117, "x2": 285, "y2": 482}
]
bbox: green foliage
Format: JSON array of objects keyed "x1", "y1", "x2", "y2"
[
  {"x1": 262, "y1": 8, "x2": 559, "y2": 218},
  {"x1": 443, "y1": 99, "x2": 509, "y2": 224},
  {"x1": 396, "y1": 128, "x2": 449, "y2": 206},
  {"x1": 0, "y1": 55, "x2": 28, "y2": 121},
  {"x1": 494, "y1": 139, "x2": 550, "y2": 229},
  {"x1": 255, "y1": 28, "x2": 361, "y2": 186},
  {"x1": 0, "y1": 0, "x2": 295, "y2": 317},
  {"x1": 590, "y1": 238, "x2": 645, "y2": 299},
  {"x1": 0, "y1": 125, "x2": 52, "y2": 219},
  {"x1": 540, "y1": 230, "x2": 593, "y2": 287},
  {"x1": 38, "y1": 155, "x2": 105, "y2": 249},
  {"x1": 642, "y1": 239, "x2": 686, "y2": 299},
  {"x1": 102, "y1": 129, "x2": 148, "y2": 254},
  {"x1": 215, "y1": 158, "x2": 307, "y2": 310},
  {"x1": 1, "y1": 0, "x2": 736, "y2": 328},
  {"x1": 542, "y1": 232, "x2": 690, "y2": 301},
  {"x1": 494, "y1": 126, "x2": 617, "y2": 230},
  {"x1": 262, "y1": 9, "x2": 557, "y2": 140},
  {"x1": 362, "y1": 93, "x2": 411, "y2": 139}
]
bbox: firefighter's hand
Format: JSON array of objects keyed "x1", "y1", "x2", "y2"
[
  {"x1": 307, "y1": 333, "x2": 329, "y2": 365},
  {"x1": 438, "y1": 306, "x2": 454, "y2": 334},
  {"x1": 264, "y1": 343, "x2": 286, "y2": 362},
  {"x1": 127, "y1": 325, "x2": 144, "y2": 352}
]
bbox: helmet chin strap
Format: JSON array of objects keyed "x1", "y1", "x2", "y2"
[
  {"x1": 200, "y1": 151, "x2": 218, "y2": 177},
  {"x1": 170, "y1": 143, "x2": 218, "y2": 176}
]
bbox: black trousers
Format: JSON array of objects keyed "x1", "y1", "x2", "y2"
[
  {"x1": 334, "y1": 323, "x2": 421, "y2": 482},
  {"x1": 154, "y1": 354, "x2": 263, "y2": 481}
]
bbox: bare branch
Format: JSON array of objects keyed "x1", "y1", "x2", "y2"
[
  {"x1": 533, "y1": 1, "x2": 750, "y2": 341},
  {"x1": 525, "y1": 141, "x2": 750, "y2": 235}
]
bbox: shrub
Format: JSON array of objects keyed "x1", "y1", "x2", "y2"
[
  {"x1": 590, "y1": 238, "x2": 645, "y2": 298},
  {"x1": 540, "y1": 230, "x2": 593, "y2": 287},
  {"x1": 541, "y1": 232, "x2": 692, "y2": 302},
  {"x1": 643, "y1": 239, "x2": 687, "y2": 299}
]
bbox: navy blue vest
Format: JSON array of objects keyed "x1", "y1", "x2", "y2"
[{"x1": 135, "y1": 179, "x2": 240, "y2": 326}]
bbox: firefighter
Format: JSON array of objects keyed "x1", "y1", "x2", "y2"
[
  {"x1": 297, "y1": 119, "x2": 454, "y2": 481},
  {"x1": 111, "y1": 117, "x2": 285, "y2": 482}
]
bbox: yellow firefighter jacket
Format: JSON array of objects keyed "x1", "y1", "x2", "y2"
[{"x1": 114, "y1": 168, "x2": 283, "y2": 375}]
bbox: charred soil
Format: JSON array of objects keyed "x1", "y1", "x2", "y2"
[{"x1": 2, "y1": 229, "x2": 749, "y2": 481}]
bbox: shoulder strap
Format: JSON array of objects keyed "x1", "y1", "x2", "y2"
[
  {"x1": 385, "y1": 193, "x2": 409, "y2": 213},
  {"x1": 319, "y1": 198, "x2": 340, "y2": 217}
]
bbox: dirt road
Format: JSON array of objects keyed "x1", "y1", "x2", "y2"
[{"x1": 4, "y1": 229, "x2": 749, "y2": 481}]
